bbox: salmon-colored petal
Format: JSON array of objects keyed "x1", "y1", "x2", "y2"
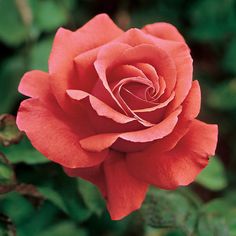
[
  {"x1": 152, "y1": 80, "x2": 201, "y2": 152},
  {"x1": 16, "y1": 98, "x2": 108, "y2": 168},
  {"x1": 133, "y1": 92, "x2": 175, "y2": 112},
  {"x1": 142, "y1": 22, "x2": 185, "y2": 42},
  {"x1": 64, "y1": 164, "x2": 107, "y2": 197},
  {"x1": 145, "y1": 35, "x2": 192, "y2": 113},
  {"x1": 117, "y1": 28, "x2": 192, "y2": 111},
  {"x1": 126, "y1": 119, "x2": 218, "y2": 189},
  {"x1": 74, "y1": 47, "x2": 99, "y2": 92},
  {"x1": 49, "y1": 14, "x2": 123, "y2": 112},
  {"x1": 134, "y1": 63, "x2": 160, "y2": 98},
  {"x1": 124, "y1": 44, "x2": 176, "y2": 98},
  {"x1": 65, "y1": 151, "x2": 149, "y2": 220},
  {"x1": 94, "y1": 43, "x2": 132, "y2": 111},
  {"x1": 67, "y1": 89, "x2": 136, "y2": 124},
  {"x1": 18, "y1": 70, "x2": 50, "y2": 100},
  {"x1": 103, "y1": 151, "x2": 148, "y2": 220},
  {"x1": 79, "y1": 107, "x2": 182, "y2": 152},
  {"x1": 108, "y1": 64, "x2": 147, "y2": 85}
]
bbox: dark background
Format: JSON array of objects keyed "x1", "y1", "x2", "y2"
[{"x1": 0, "y1": 0, "x2": 236, "y2": 235}]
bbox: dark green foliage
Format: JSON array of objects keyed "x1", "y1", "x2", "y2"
[{"x1": 0, "y1": 0, "x2": 236, "y2": 235}]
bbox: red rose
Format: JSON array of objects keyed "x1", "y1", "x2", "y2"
[{"x1": 17, "y1": 14, "x2": 218, "y2": 220}]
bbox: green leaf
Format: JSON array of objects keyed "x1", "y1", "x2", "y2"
[
  {"x1": 0, "y1": 192, "x2": 35, "y2": 225},
  {"x1": 196, "y1": 157, "x2": 227, "y2": 191},
  {"x1": 207, "y1": 79, "x2": 236, "y2": 111},
  {"x1": 202, "y1": 197, "x2": 236, "y2": 236},
  {"x1": 223, "y1": 39, "x2": 236, "y2": 75},
  {"x1": 1, "y1": 136, "x2": 49, "y2": 164},
  {"x1": 34, "y1": 0, "x2": 68, "y2": 32},
  {"x1": 188, "y1": 0, "x2": 236, "y2": 42},
  {"x1": 0, "y1": 55, "x2": 25, "y2": 114},
  {"x1": 0, "y1": 152, "x2": 15, "y2": 186},
  {"x1": 38, "y1": 186, "x2": 67, "y2": 213},
  {"x1": 17, "y1": 202, "x2": 58, "y2": 236},
  {"x1": 0, "y1": 162, "x2": 14, "y2": 186},
  {"x1": 197, "y1": 213, "x2": 229, "y2": 236},
  {"x1": 0, "y1": 213, "x2": 16, "y2": 236},
  {"x1": 0, "y1": 0, "x2": 28, "y2": 46},
  {"x1": 29, "y1": 37, "x2": 53, "y2": 71},
  {"x1": 39, "y1": 221, "x2": 87, "y2": 236},
  {"x1": 78, "y1": 178, "x2": 105, "y2": 217},
  {"x1": 37, "y1": 167, "x2": 91, "y2": 223},
  {"x1": 141, "y1": 188, "x2": 198, "y2": 235}
]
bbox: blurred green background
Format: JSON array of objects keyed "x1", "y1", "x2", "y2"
[{"x1": 0, "y1": 0, "x2": 236, "y2": 235}]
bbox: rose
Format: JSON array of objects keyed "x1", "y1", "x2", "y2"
[{"x1": 17, "y1": 14, "x2": 218, "y2": 220}]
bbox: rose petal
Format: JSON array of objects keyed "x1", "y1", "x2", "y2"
[
  {"x1": 64, "y1": 163, "x2": 107, "y2": 197},
  {"x1": 74, "y1": 47, "x2": 99, "y2": 92},
  {"x1": 49, "y1": 14, "x2": 123, "y2": 112},
  {"x1": 108, "y1": 64, "x2": 147, "y2": 85},
  {"x1": 67, "y1": 89, "x2": 136, "y2": 124},
  {"x1": 18, "y1": 70, "x2": 50, "y2": 101},
  {"x1": 134, "y1": 63, "x2": 160, "y2": 97},
  {"x1": 103, "y1": 151, "x2": 148, "y2": 220},
  {"x1": 117, "y1": 28, "x2": 192, "y2": 111},
  {"x1": 142, "y1": 22, "x2": 185, "y2": 42},
  {"x1": 126, "y1": 119, "x2": 218, "y2": 190},
  {"x1": 79, "y1": 107, "x2": 182, "y2": 152},
  {"x1": 144, "y1": 35, "x2": 193, "y2": 113},
  {"x1": 151, "y1": 80, "x2": 201, "y2": 152},
  {"x1": 16, "y1": 98, "x2": 108, "y2": 168},
  {"x1": 64, "y1": 150, "x2": 148, "y2": 220},
  {"x1": 96, "y1": 41, "x2": 176, "y2": 99}
]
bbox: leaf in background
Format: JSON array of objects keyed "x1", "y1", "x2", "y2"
[
  {"x1": 38, "y1": 186, "x2": 67, "y2": 213},
  {"x1": 207, "y1": 79, "x2": 236, "y2": 111},
  {"x1": 202, "y1": 197, "x2": 236, "y2": 236},
  {"x1": 0, "y1": 213, "x2": 16, "y2": 236},
  {"x1": 0, "y1": 192, "x2": 58, "y2": 236},
  {"x1": 1, "y1": 136, "x2": 49, "y2": 164},
  {"x1": 130, "y1": 0, "x2": 183, "y2": 29},
  {"x1": 0, "y1": 55, "x2": 25, "y2": 114},
  {"x1": 188, "y1": 0, "x2": 236, "y2": 42},
  {"x1": 0, "y1": 192, "x2": 35, "y2": 225},
  {"x1": 37, "y1": 167, "x2": 91, "y2": 223},
  {"x1": 78, "y1": 178, "x2": 105, "y2": 217},
  {"x1": 0, "y1": 115, "x2": 22, "y2": 147},
  {"x1": 0, "y1": 152, "x2": 15, "y2": 187},
  {"x1": 39, "y1": 221, "x2": 87, "y2": 236},
  {"x1": 197, "y1": 213, "x2": 229, "y2": 236},
  {"x1": 0, "y1": 0, "x2": 28, "y2": 46},
  {"x1": 17, "y1": 202, "x2": 58, "y2": 236},
  {"x1": 29, "y1": 37, "x2": 53, "y2": 71},
  {"x1": 223, "y1": 39, "x2": 236, "y2": 75},
  {"x1": 196, "y1": 157, "x2": 227, "y2": 191},
  {"x1": 141, "y1": 188, "x2": 198, "y2": 235},
  {"x1": 33, "y1": 0, "x2": 68, "y2": 32}
]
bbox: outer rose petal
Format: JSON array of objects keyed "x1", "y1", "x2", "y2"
[
  {"x1": 17, "y1": 98, "x2": 108, "y2": 168},
  {"x1": 18, "y1": 70, "x2": 50, "y2": 101},
  {"x1": 104, "y1": 151, "x2": 148, "y2": 220},
  {"x1": 126, "y1": 119, "x2": 218, "y2": 190},
  {"x1": 152, "y1": 80, "x2": 201, "y2": 152},
  {"x1": 142, "y1": 22, "x2": 185, "y2": 42},
  {"x1": 64, "y1": 151, "x2": 148, "y2": 220},
  {"x1": 64, "y1": 164, "x2": 107, "y2": 197},
  {"x1": 67, "y1": 89, "x2": 136, "y2": 124},
  {"x1": 79, "y1": 107, "x2": 182, "y2": 152},
  {"x1": 49, "y1": 14, "x2": 123, "y2": 112}
]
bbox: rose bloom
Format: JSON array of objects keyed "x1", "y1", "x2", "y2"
[{"x1": 17, "y1": 14, "x2": 218, "y2": 220}]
